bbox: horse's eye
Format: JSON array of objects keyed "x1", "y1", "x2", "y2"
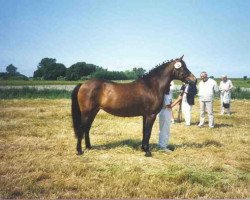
[{"x1": 174, "y1": 62, "x2": 182, "y2": 69}]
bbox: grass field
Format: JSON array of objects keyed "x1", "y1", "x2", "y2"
[{"x1": 0, "y1": 99, "x2": 249, "y2": 199}]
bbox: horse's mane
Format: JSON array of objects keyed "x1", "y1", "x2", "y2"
[{"x1": 141, "y1": 59, "x2": 173, "y2": 80}]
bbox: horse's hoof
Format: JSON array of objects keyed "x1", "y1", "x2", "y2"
[
  {"x1": 76, "y1": 150, "x2": 83, "y2": 155},
  {"x1": 86, "y1": 146, "x2": 92, "y2": 150},
  {"x1": 145, "y1": 151, "x2": 152, "y2": 157}
]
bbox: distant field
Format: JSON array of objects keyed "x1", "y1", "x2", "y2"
[
  {"x1": 223, "y1": 78, "x2": 250, "y2": 88},
  {"x1": 0, "y1": 78, "x2": 249, "y2": 88},
  {"x1": 0, "y1": 86, "x2": 250, "y2": 99},
  {"x1": 0, "y1": 99, "x2": 249, "y2": 198},
  {"x1": 0, "y1": 80, "x2": 81, "y2": 86}
]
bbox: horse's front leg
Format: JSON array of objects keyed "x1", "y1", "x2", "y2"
[
  {"x1": 142, "y1": 114, "x2": 156, "y2": 157},
  {"x1": 77, "y1": 137, "x2": 83, "y2": 155}
]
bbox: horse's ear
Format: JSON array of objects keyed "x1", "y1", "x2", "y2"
[{"x1": 179, "y1": 55, "x2": 184, "y2": 60}]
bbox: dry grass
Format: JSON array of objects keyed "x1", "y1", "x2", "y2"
[{"x1": 0, "y1": 99, "x2": 249, "y2": 199}]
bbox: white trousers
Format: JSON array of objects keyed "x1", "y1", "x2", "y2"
[
  {"x1": 220, "y1": 94, "x2": 231, "y2": 114},
  {"x1": 182, "y1": 97, "x2": 192, "y2": 125},
  {"x1": 158, "y1": 108, "x2": 171, "y2": 148},
  {"x1": 199, "y1": 100, "x2": 214, "y2": 127}
]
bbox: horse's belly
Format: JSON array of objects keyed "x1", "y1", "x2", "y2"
[
  {"x1": 99, "y1": 89, "x2": 155, "y2": 117},
  {"x1": 102, "y1": 105, "x2": 143, "y2": 117}
]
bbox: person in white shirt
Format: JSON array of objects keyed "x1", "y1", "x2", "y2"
[
  {"x1": 219, "y1": 75, "x2": 233, "y2": 115},
  {"x1": 158, "y1": 91, "x2": 172, "y2": 153},
  {"x1": 198, "y1": 72, "x2": 219, "y2": 128}
]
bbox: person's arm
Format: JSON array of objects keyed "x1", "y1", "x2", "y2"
[
  {"x1": 169, "y1": 95, "x2": 182, "y2": 108},
  {"x1": 229, "y1": 80, "x2": 233, "y2": 91},
  {"x1": 214, "y1": 81, "x2": 219, "y2": 93},
  {"x1": 219, "y1": 81, "x2": 223, "y2": 91}
]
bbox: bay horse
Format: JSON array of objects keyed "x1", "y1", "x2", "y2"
[{"x1": 71, "y1": 55, "x2": 196, "y2": 156}]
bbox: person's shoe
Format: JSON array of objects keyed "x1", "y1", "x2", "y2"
[
  {"x1": 158, "y1": 147, "x2": 172, "y2": 153},
  {"x1": 164, "y1": 148, "x2": 172, "y2": 153},
  {"x1": 198, "y1": 123, "x2": 204, "y2": 128},
  {"x1": 209, "y1": 126, "x2": 214, "y2": 129}
]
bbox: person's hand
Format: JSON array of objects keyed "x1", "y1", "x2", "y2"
[{"x1": 166, "y1": 105, "x2": 172, "y2": 109}]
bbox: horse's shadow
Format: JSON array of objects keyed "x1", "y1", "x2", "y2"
[
  {"x1": 91, "y1": 138, "x2": 223, "y2": 151},
  {"x1": 92, "y1": 139, "x2": 142, "y2": 150},
  {"x1": 190, "y1": 121, "x2": 233, "y2": 128},
  {"x1": 215, "y1": 123, "x2": 233, "y2": 128},
  {"x1": 167, "y1": 139, "x2": 223, "y2": 151}
]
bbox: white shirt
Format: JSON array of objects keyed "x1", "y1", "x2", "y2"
[
  {"x1": 162, "y1": 94, "x2": 171, "y2": 108},
  {"x1": 198, "y1": 78, "x2": 219, "y2": 101},
  {"x1": 169, "y1": 81, "x2": 175, "y2": 100},
  {"x1": 219, "y1": 80, "x2": 233, "y2": 93}
]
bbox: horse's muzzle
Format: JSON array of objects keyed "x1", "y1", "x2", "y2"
[
  {"x1": 185, "y1": 74, "x2": 197, "y2": 84},
  {"x1": 187, "y1": 79, "x2": 197, "y2": 85}
]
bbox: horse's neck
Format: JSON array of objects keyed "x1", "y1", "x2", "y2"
[
  {"x1": 152, "y1": 69, "x2": 173, "y2": 95},
  {"x1": 140, "y1": 64, "x2": 173, "y2": 96}
]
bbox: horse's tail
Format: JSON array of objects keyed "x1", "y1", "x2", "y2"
[{"x1": 71, "y1": 83, "x2": 82, "y2": 138}]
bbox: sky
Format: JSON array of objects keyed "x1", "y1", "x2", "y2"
[{"x1": 0, "y1": 0, "x2": 250, "y2": 78}]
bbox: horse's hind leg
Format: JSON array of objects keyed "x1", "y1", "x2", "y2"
[
  {"x1": 73, "y1": 115, "x2": 84, "y2": 155},
  {"x1": 82, "y1": 108, "x2": 99, "y2": 150},
  {"x1": 75, "y1": 123, "x2": 84, "y2": 155}
]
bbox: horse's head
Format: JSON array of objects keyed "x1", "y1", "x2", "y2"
[{"x1": 171, "y1": 55, "x2": 196, "y2": 84}]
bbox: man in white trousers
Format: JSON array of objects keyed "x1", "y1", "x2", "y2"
[
  {"x1": 198, "y1": 72, "x2": 219, "y2": 128},
  {"x1": 158, "y1": 92, "x2": 172, "y2": 152},
  {"x1": 180, "y1": 82, "x2": 197, "y2": 125},
  {"x1": 219, "y1": 75, "x2": 233, "y2": 115},
  {"x1": 170, "y1": 82, "x2": 197, "y2": 126}
]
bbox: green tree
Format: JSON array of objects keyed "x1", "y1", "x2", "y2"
[
  {"x1": 66, "y1": 62, "x2": 99, "y2": 80},
  {"x1": 132, "y1": 67, "x2": 146, "y2": 78},
  {"x1": 33, "y1": 67, "x2": 44, "y2": 78},
  {"x1": 33, "y1": 58, "x2": 57, "y2": 78},
  {"x1": 90, "y1": 69, "x2": 128, "y2": 80},
  {"x1": 6, "y1": 64, "x2": 17, "y2": 75},
  {"x1": 43, "y1": 63, "x2": 66, "y2": 80},
  {"x1": 38, "y1": 58, "x2": 56, "y2": 68},
  {"x1": 124, "y1": 67, "x2": 146, "y2": 80},
  {"x1": 1, "y1": 64, "x2": 28, "y2": 80}
]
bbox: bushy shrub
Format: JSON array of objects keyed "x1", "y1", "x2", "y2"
[
  {"x1": 90, "y1": 70, "x2": 128, "y2": 80},
  {"x1": 232, "y1": 87, "x2": 250, "y2": 99},
  {"x1": 66, "y1": 62, "x2": 100, "y2": 80},
  {"x1": 0, "y1": 88, "x2": 71, "y2": 99}
]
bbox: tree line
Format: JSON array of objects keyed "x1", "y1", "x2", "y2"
[
  {"x1": 0, "y1": 64, "x2": 29, "y2": 80},
  {"x1": 0, "y1": 57, "x2": 146, "y2": 81}
]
